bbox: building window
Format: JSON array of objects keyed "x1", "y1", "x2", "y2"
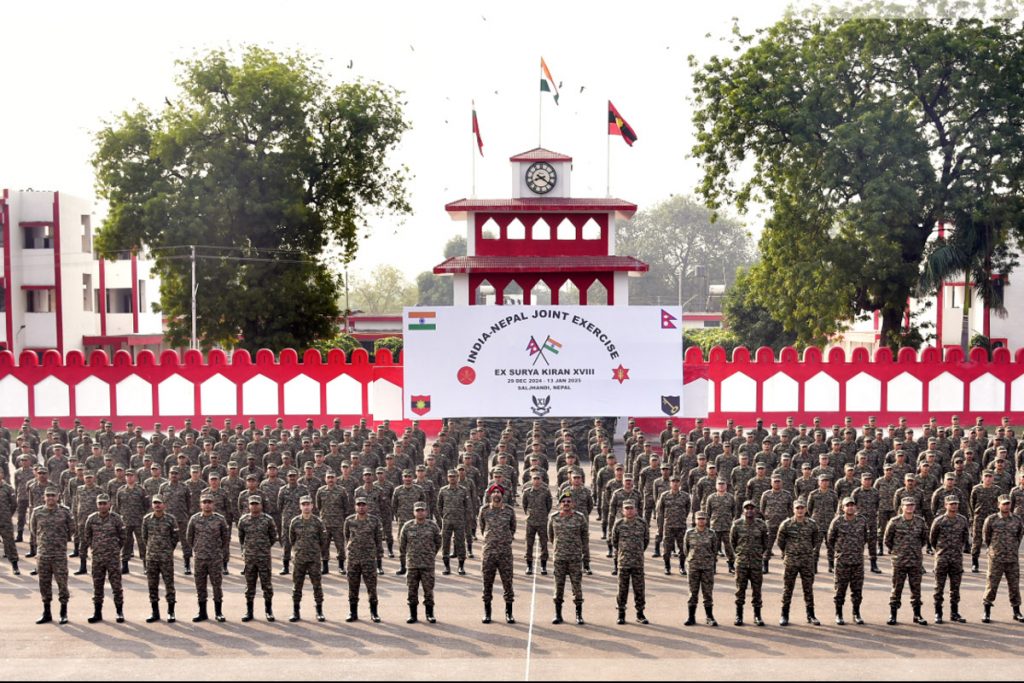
[
  {"x1": 82, "y1": 274, "x2": 93, "y2": 312},
  {"x1": 81, "y1": 215, "x2": 92, "y2": 253},
  {"x1": 945, "y1": 285, "x2": 960, "y2": 308},
  {"x1": 0, "y1": 285, "x2": 5, "y2": 312},
  {"x1": 106, "y1": 288, "x2": 134, "y2": 314},
  {"x1": 703, "y1": 320, "x2": 722, "y2": 328},
  {"x1": 138, "y1": 280, "x2": 146, "y2": 313},
  {"x1": 26, "y1": 289, "x2": 55, "y2": 313},
  {"x1": 23, "y1": 225, "x2": 53, "y2": 249}
]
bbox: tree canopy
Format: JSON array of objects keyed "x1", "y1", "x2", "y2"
[
  {"x1": 690, "y1": 4, "x2": 1024, "y2": 348},
  {"x1": 92, "y1": 46, "x2": 411, "y2": 351},
  {"x1": 349, "y1": 264, "x2": 418, "y2": 313},
  {"x1": 414, "y1": 234, "x2": 467, "y2": 306}
]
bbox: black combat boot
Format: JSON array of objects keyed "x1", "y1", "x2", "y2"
[
  {"x1": 16, "y1": 530, "x2": 23, "y2": 543},
  {"x1": 762, "y1": 558, "x2": 769, "y2": 574},
  {"x1": 59, "y1": 602, "x2": 68, "y2": 625},
  {"x1": 636, "y1": 609, "x2": 648, "y2": 625},
  {"x1": 664, "y1": 556, "x2": 672, "y2": 575},
  {"x1": 443, "y1": 558, "x2": 451, "y2": 575},
  {"x1": 525, "y1": 559, "x2": 534, "y2": 576},
  {"x1": 69, "y1": 542, "x2": 79, "y2": 558},
  {"x1": 242, "y1": 599, "x2": 254, "y2": 622},
  {"x1": 482, "y1": 601, "x2": 492, "y2": 624},
  {"x1": 827, "y1": 559, "x2": 834, "y2": 574},
  {"x1": 584, "y1": 561, "x2": 592, "y2": 576},
  {"x1": 167, "y1": 601, "x2": 176, "y2": 623},
  {"x1": 458, "y1": 559, "x2": 466, "y2": 576},
  {"x1": 467, "y1": 540, "x2": 474, "y2": 559},
  {"x1": 265, "y1": 598, "x2": 275, "y2": 622},
  {"x1": 680, "y1": 561, "x2": 687, "y2": 576},
  {"x1": 727, "y1": 560, "x2": 735, "y2": 574},
  {"x1": 505, "y1": 601, "x2": 515, "y2": 624},
  {"x1": 950, "y1": 601, "x2": 966, "y2": 623},
  {"x1": 289, "y1": 599, "x2": 301, "y2": 622},
  {"x1": 214, "y1": 601, "x2": 225, "y2": 622},
  {"x1": 752, "y1": 606, "x2": 764, "y2": 626},
  {"x1": 807, "y1": 608, "x2": 820, "y2": 626},
  {"x1": 734, "y1": 605, "x2": 744, "y2": 626},
  {"x1": 184, "y1": 557, "x2": 192, "y2": 576},
  {"x1": 192, "y1": 600, "x2": 208, "y2": 623},
  {"x1": 870, "y1": 558, "x2": 882, "y2": 574},
  {"x1": 779, "y1": 604, "x2": 790, "y2": 626},
  {"x1": 115, "y1": 603, "x2": 125, "y2": 623},
  {"x1": 425, "y1": 604, "x2": 436, "y2": 623},
  {"x1": 982, "y1": 603, "x2": 992, "y2": 623},
  {"x1": 887, "y1": 605, "x2": 898, "y2": 625},
  {"x1": 339, "y1": 558, "x2": 346, "y2": 575},
  {"x1": 36, "y1": 602, "x2": 52, "y2": 624},
  {"x1": 934, "y1": 602, "x2": 943, "y2": 624},
  {"x1": 1015, "y1": 607, "x2": 1024, "y2": 623},
  {"x1": 376, "y1": 558, "x2": 384, "y2": 576},
  {"x1": 852, "y1": 600, "x2": 864, "y2": 624},
  {"x1": 346, "y1": 600, "x2": 359, "y2": 622},
  {"x1": 652, "y1": 539, "x2": 661, "y2": 558},
  {"x1": 616, "y1": 608, "x2": 626, "y2": 625},
  {"x1": 121, "y1": 560, "x2": 129, "y2": 575},
  {"x1": 407, "y1": 603, "x2": 418, "y2": 624},
  {"x1": 912, "y1": 605, "x2": 927, "y2": 625},
  {"x1": 316, "y1": 602, "x2": 325, "y2": 622},
  {"x1": 322, "y1": 560, "x2": 330, "y2": 575},
  {"x1": 369, "y1": 600, "x2": 381, "y2": 623},
  {"x1": 396, "y1": 560, "x2": 406, "y2": 576},
  {"x1": 540, "y1": 560, "x2": 548, "y2": 576},
  {"x1": 835, "y1": 604, "x2": 845, "y2": 625},
  {"x1": 611, "y1": 558, "x2": 618, "y2": 576},
  {"x1": 552, "y1": 602, "x2": 563, "y2": 624},
  {"x1": 280, "y1": 558, "x2": 290, "y2": 575},
  {"x1": 387, "y1": 539, "x2": 394, "y2": 558},
  {"x1": 147, "y1": 601, "x2": 161, "y2": 623},
  {"x1": 606, "y1": 543, "x2": 614, "y2": 558},
  {"x1": 26, "y1": 544, "x2": 36, "y2": 559},
  {"x1": 11, "y1": 560, "x2": 19, "y2": 576},
  {"x1": 74, "y1": 557, "x2": 87, "y2": 575},
  {"x1": 575, "y1": 605, "x2": 585, "y2": 625},
  {"x1": 972, "y1": 554, "x2": 980, "y2": 573},
  {"x1": 704, "y1": 605, "x2": 718, "y2": 627},
  {"x1": 88, "y1": 603, "x2": 103, "y2": 624},
  {"x1": 684, "y1": 605, "x2": 697, "y2": 626}
]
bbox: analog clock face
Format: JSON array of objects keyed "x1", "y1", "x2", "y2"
[{"x1": 525, "y1": 162, "x2": 557, "y2": 195}]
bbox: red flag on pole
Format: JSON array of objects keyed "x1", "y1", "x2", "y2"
[
  {"x1": 472, "y1": 101, "x2": 484, "y2": 156},
  {"x1": 608, "y1": 100, "x2": 637, "y2": 147}
]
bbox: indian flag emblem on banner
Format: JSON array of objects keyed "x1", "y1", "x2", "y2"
[{"x1": 408, "y1": 311, "x2": 437, "y2": 331}]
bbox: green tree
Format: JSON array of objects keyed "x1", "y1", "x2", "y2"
[
  {"x1": 350, "y1": 264, "x2": 418, "y2": 313},
  {"x1": 690, "y1": 5, "x2": 1024, "y2": 348},
  {"x1": 373, "y1": 336, "x2": 404, "y2": 358},
  {"x1": 616, "y1": 195, "x2": 753, "y2": 309},
  {"x1": 723, "y1": 268, "x2": 798, "y2": 351},
  {"x1": 92, "y1": 46, "x2": 411, "y2": 351},
  {"x1": 414, "y1": 234, "x2": 467, "y2": 306},
  {"x1": 309, "y1": 332, "x2": 360, "y2": 357}
]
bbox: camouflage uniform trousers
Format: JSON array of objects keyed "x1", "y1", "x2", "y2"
[
  {"x1": 482, "y1": 551, "x2": 515, "y2": 604},
  {"x1": 122, "y1": 524, "x2": 144, "y2": 562},
  {"x1": 662, "y1": 527, "x2": 686, "y2": 560},
  {"x1": 146, "y1": 556, "x2": 175, "y2": 603},
  {"x1": 933, "y1": 556, "x2": 962, "y2": 607},
  {"x1": 687, "y1": 566, "x2": 714, "y2": 609},
  {"x1": 781, "y1": 560, "x2": 815, "y2": 611},
  {"x1": 281, "y1": 515, "x2": 298, "y2": 559},
  {"x1": 864, "y1": 521, "x2": 879, "y2": 560},
  {"x1": 322, "y1": 526, "x2": 346, "y2": 565},
  {"x1": 92, "y1": 554, "x2": 123, "y2": 606},
  {"x1": 292, "y1": 558, "x2": 323, "y2": 605},
  {"x1": 833, "y1": 562, "x2": 864, "y2": 608},
  {"x1": 714, "y1": 531, "x2": 735, "y2": 563},
  {"x1": 877, "y1": 510, "x2": 895, "y2": 549},
  {"x1": 407, "y1": 568, "x2": 436, "y2": 607},
  {"x1": 0, "y1": 522, "x2": 17, "y2": 561},
  {"x1": 441, "y1": 522, "x2": 467, "y2": 561},
  {"x1": 766, "y1": 523, "x2": 781, "y2": 559},
  {"x1": 616, "y1": 566, "x2": 645, "y2": 611},
  {"x1": 970, "y1": 516, "x2": 987, "y2": 557},
  {"x1": 524, "y1": 522, "x2": 549, "y2": 563},
  {"x1": 38, "y1": 555, "x2": 70, "y2": 604},
  {"x1": 177, "y1": 520, "x2": 192, "y2": 561},
  {"x1": 347, "y1": 560, "x2": 378, "y2": 603},
  {"x1": 984, "y1": 560, "x2": 1021, "y2": 607},
  {"x1": 734, "y1": 565, "x2": 763, "y2": 609},
  {"x1": 813, "y1": 536, "x2": 834, "y2": 567},
  {"x1": 194, "y1": 557, "x2": 224, "y2": 602},
  {"x1": 553, "y1": 558, "x2": 583, "y2": 606},
  {"x1": 243, "y1": 557, "x2": 273, "y2": 601},
  {"x1": 890, "y1": 565, "x2": 923, "y2": 608}
]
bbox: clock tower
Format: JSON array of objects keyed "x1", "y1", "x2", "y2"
[{"x1": 434, "y1": 146, "x2": 647, "y2": 306}]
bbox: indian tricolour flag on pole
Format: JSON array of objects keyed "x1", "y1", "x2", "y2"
[
  {"x1": 540, "y1": 58, "x2": 559, "y2": 105},
  {"x1": 408, "y1": 311, "x2": 436, "y2": 331}
]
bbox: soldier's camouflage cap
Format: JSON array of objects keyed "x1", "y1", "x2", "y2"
[
  {"x1": 844, "y1": 464, "x2": 854, "y2": 471},
  {"x1": 841, "y1": 497, "x2": 856, "y2": 506},
  {"x1": 623, "y1": 474, "x2": 634, "y2": 481},
  {"x1": 943, "y1": 472, "x2": 955, "y2": 480},
  {"x1": 817, "y1": 474, "x2": 832, "y2": 481},
  {"x1": 415, "y1": 465, "x2": 425, "y2": 471},
  {"x1": 944, "y1": 495, "x2": 960, "y2": 504},
  {"x1": 770, "y1": 473, "x2": 782, "y2": 481},
  {"x1": 622, "y1": 499, "x2": 635, "y2": 508},
  {"x1": 84, "y1": 470, "x2": 96, "y2": 477},
  {"x1": 742, "y1": 500, "x2": 755, "y2": 508},
  {"x1": 694, "y1": 511, "x2": 708, "y2": 519},
  {"x1": 299, "y1": 496, "x2": 313, "y2": 504},
  {"x1": 883, "y1": 463, "x2": 894, "y2": 470},
  {"x1": 208, "y1": 472, "x2": 221, "y2": 479},
  {"x1": 375, "y1": 467, "x2": 385, "y2": 474},
  {"x1": 200, "y1": 493, "x2": 214, "y2": 502},
  {"x1": 904, "y1": 473, "x2": 917, "y2": 480},
  {"x1": 151, "y1": 495, "x2": 164, "y2": 503},
  {"x1": 44, "y1": 487, "x2": 59, "y2": 496},
  {"x1": 115, "y1": 465, "x2": 125, "y2": 471},
  {"x1": 755, "y1": 463, "x2": 766, "y2": 469},
  {"x1": 861, "y1": 471, "x2": 874, "y2": 479},
  {"x1": 614, "y1": 464, "x2": 624, "y2": 470},
  {"x1": 447, "y1": 469, "x2": 458, "y2": 477},
  {"x1": 363, "y1": 469, "x2": 374, "y2": 476},
  {"x1": 900, "y1": 497, "x2": 917, "y2": 506},
  {"x1": 669, "y1": 474, "x2": 681, "y2": 481},
  {"x1": 793, "y1": 499, "x2": 806, "y2": 508},
  {"x1": 227, "y1": 462, "x2": 239, "y2": 468},
  {"x1": 998, "y1": 495, "x2": 1011, "y2": 504},
  {"x1": 402, "y1": 469, "x2": 413, "y2": 477},
  {"x1": 245, "y1": 474, "x2": 258, "y2": 481},
  {"x1": 413, "y1": 502, "x2": 427, "y2": 511},
  {"x1": 97, "y1": 494, "x2": 110, "y2": 503}
]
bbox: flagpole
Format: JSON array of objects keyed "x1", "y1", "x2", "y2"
[
  {"x1": 471, "y1": 100, "x2": 477, "y2": 199},
  {"x1": 538, "y1": 79, "x2": 543, "y2": 148},
  {"x1": 606, "y1": 107, "x2": 611, "y2": 198}
]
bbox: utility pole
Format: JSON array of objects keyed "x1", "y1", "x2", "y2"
[{"x1": 190, "y1": 245, "x2": 197, "y2": 350}]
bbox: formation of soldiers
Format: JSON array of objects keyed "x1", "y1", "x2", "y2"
[{"x1": 2, "y1": 413, "x2": 1024, "y2": 628}]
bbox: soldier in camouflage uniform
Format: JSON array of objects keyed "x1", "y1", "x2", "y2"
[
  {"x1": 201, "y1": 472, "x2": 233, "y2": 574},
  {"x1": 759, "y1": 474, "x2": 793, "y2": 572},
  {"x1": 929, "y1": 495, "x2": 969, "y2": 624},
  {"x1": 807, "y1": 475, "x2": 839, "y2": 572},
  {"x1": 656, "y1": 476, "x2": 690, "y2": 576},
  {"x1": 612, "y1": 499, "x2": 649, "y2": 624},
  {"x1": 827, "y1": 498, "x2": 868, "y2": 625},
  {"x1": 883, "y1": 497, "x2": 929, "y2": 625},
  {"x1": 114, "y1": 470, "x2": 148, "y2": 573},
  {"x1": 851, "y1": 472, "x2": 882, "y2": 573},
  {"x1": 288, "y1": 496, "x2": 328, "y2": 622},
  {"x1": 158, "y1": 467, "x2": 192, "y2": 574},
  {"x1": 32, "y1": 487, "x2": 74, "y2": 624},
  {"x1": 391, "y1": 471, "x2": 425, "y2": 575},
  {"x1": 400, "y1": 501, "x2": 442, "y2": 624},
  {"x1": 548, "y1": 491, "x2": 589, "y2": 625},
  {"x1": 316, "y1": 472, "x2": 350, "y2": 575},
  {"x1": 683, "y1": 511, "x2": 718, "y2": 626},
  {"x1": 141, "y1": 495, "x2": 179, "y2": 623},
  {"x1": 777, "y1": 499, "x2": 821, "y2": 626},
  {"x1": 437, "y1": 470, "x2": 471, "y2": 575},
  {"x1": 970, "y1": 471, "x2": 1002, "y2": 572},
  {"x1": 186, "y1": 493, "x2": 231, "y2": 622},
  {"x1": 874, "y1": 463, "x2": 900, "y2": 556},
  {"x1": 981, "y1": 496, "x2": 1024, "y2": 623},
  {"x1": 343, "y1": 496, "x2": 384, "y2": 623},
  {"x1": 276, "y1": 471, "x2": 309, "y2": 575},
  {"x1": 479, "y1": 486, "x2": 517, "y2": 624},
  {"x1": 72, "y1": 472, "x2": 103, "y2": 576},
  {"x1": 237, "y1": 495, "x2": 278, "y2": 622},
  {"x1": 730, "y1": 500, "x2": 769, "y2": 626},
  {"x1": 83, "y1": 494, "x2": 126, "y2": 623},
  {"x1": 0, "y1": 470, "x2": 19, "y2": 575},
  {"x1": 702, "y1": 479, "x2": 736, "y2": 573},
  {"x1": 522, "y1": 472, "x2": 552, "y2": 575}
]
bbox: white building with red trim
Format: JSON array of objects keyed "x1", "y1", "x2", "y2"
[{"x1": 0, "y1": 189, "x2": 164, "y2": 356}]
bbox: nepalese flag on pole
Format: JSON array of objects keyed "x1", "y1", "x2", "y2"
[
  {"x1": 526, "y1": 336, "x2": 542, "y2": 356},
  {"x1": 540, "y1": 57, "x2": 560, "y2": 105},
  {"x1": 608, "y1": 100, "x2": 638, "y2": 146},
  {"x1": 472, "y1": 100, "x2": 484, "y2": 156}
]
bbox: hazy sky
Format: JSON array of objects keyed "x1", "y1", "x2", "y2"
[{"x1": 2, "y1": 0, "x2": 801, "y2": 280}]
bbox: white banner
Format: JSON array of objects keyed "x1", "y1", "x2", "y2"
[{"x1": 403, "y1": 306, "x2": 683, "y2": 418}]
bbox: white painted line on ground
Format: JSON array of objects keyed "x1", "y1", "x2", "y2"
[{"x1": 525, "y1": 545, "x2": 539, "y2": 681}]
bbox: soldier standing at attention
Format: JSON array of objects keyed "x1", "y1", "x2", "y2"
[
  {"x1": 827, "y1": 497, "x2": 868, "y2": 625},
  {"x1": 114, "y1": 470, "x2": 148, "y2": 574},
  {"x1": 158, "y1": 467, "x2": 192, "y2": 575},
  {"x1": 32, "y1": 487, "x2": 74, "y2": 624},
  {"x1": 970, "y1": 471, "x2": 1002, "y2": 572},
  {"x1": 276, "y1": 470, "x2": 309, "y2": 576},
  {"x1": 777, "y1": 499, "x2": 821, "y2": 626},
  {"x1": 683, "y1": 510, "x2": 718, "y2": 626},
  {"x1": 0, "y1": 470, "x2": 19, "y2": 575},
  {"x1": 317, "y1": 472, "x2": 350, "y2": 576},
  {"x1": 981, "y1": 495, "x2": 1024, "y2": 623},
  {"x1": 186, "y1": 493, "x2": 230, "y2": 623},
  {"x1": 703, "y1": 478, "x2": 736, "y2": 574},
  {"x1": 391, "y1": 470, "x2": 425, "y2": 576},
  {"x1": 730, "y1": 500, "x2": 769, "y2": 626},
  {"x1": 522, "y1": 472, "x2": 552, "y2": 576},
  {"x1": 929, "y1": 496, "x2": 969, "y2": 624},
  {"x1": 759, "y1": 474, "x2": 793, "y2": 573},
  {"x1": 141, "y1": 495, "x2": 179, "y2": 623},
  {"x1": 479, "y1": 486, "x2": 517, "y2": 625},
  {"x1": 399, "y1": 501, "x2": 442, "y2": 624},
  {"x1": 437, "y1": 470, "x2": 471, "y2": 576},
  {"x1": 548, "y1": 491, "x2": 589, "y2": 625},
  {"x1": 884, "y1": 497, "x2": 929, "y2": 625},
  {"x1": 343, "y1": 496, "x2": 384, "y2": 623},
  {"x1": 852, "y1": 472, "x2": 883, "y2": 573},
  {"x1": 83, "y1": 494, "x2": 126, "y2": 623},
  {"x1": 237, "y1": 495, "x2": 277, "y2": 622},
  {"x1": 288, "y1": 496, "x2": 328, "y2": 622},
  {"x1": 612, "y1": 499, "x2": 649, "y2": 624},
  {"x1": 655, "y1": 475, "x2": 690, "y2": 576},
  {"x1": 874, "y1": 463, "x2": 900, "y2": 556}
]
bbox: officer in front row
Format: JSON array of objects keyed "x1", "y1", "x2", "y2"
[{"x1": 612, "y1": 498, "x2": 649, "y2": 625}]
